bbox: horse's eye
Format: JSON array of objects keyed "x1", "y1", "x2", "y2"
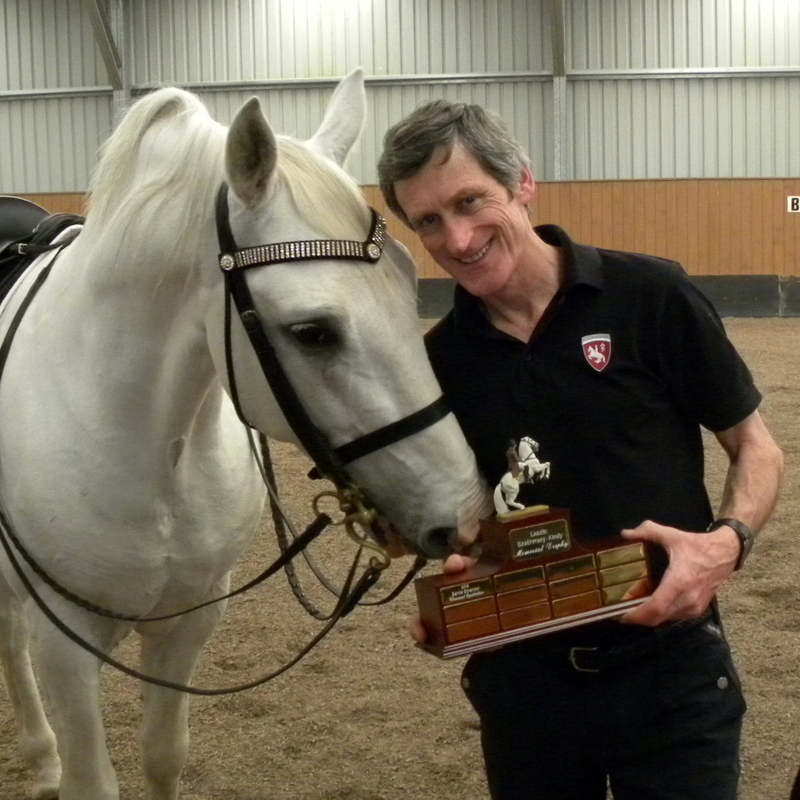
[{"x1": 288, "y1": 322, "x2": 339, "y2": 348}]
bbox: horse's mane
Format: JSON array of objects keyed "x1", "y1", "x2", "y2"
[
  {"x1": 84, "y1": 87, "x2": 225, "y2": 267},
  {"x1": 81, "y1": 87, "x2": 412, "y2": 306}
]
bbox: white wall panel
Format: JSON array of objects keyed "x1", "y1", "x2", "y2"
[
  {"x1": 570, "y1": 76, "x2": 800, "y2": 179},
  {"x1": 129, "y1": 0, "x2": 550, "y2": 86},
  {"x1": 198, "y1": 78, "x2": 552, "y2": 186},
  {"x1": 4, "y1": 0, "x2": 800, "y2": 193},
  {"x1": 568, "y1": 0, "x2": 800, "y2": 69},
  {"x1": 360, "y1": 80, "x2": 552, "y2": 184},
  {"x1": 0, "y1": 95, "x2": 111, "y2": 191},
  {"x1": 0, "y1": 0, "x2": 106, "y2": 90}
]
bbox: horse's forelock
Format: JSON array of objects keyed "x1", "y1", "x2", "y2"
[
  {"x1": 275, "y1": 137, "x2": 367, "y2": 240},
  {"x1": 275, "y1": 138, "x2": 415, "y2": 310}
]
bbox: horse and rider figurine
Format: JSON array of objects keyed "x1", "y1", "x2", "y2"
[{"x1": 493, "y1": 436, "x2": 551, "y2": 516}]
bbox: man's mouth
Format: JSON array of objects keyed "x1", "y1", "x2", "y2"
[{"x1": 459, "y1": 240, "x2": 491, "y2": 264}]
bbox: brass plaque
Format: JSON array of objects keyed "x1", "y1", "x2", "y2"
[
  {"x1": 500, "y1": 602, "x2": 552, "y2": 630},
  {"x1": 509, "y1": 519, "x2": 571, "y2": 561},
  {"x1": 446, "y1": 614, "x2": 500, "y2": 643},
  {"x1": 546, "y1": 554, "x2": 595, "y2": 580},
  {"x1": 597, "y1": 543, "x2": 646, "y2": 569},
  {"x1": 495, "y1": 585, "x2": 549, "y2": 612},
  {"x1": 600, "y1": 561, "x2": 648, "y2": 587},
  {"x1": 552, "y1": 590, "x2": 603, "y2": 618},
  {"x1": 443, "y1": 596, "x2": 498, "y2": 624},
  {"x1": 548, "y1": 572, "x2": 600, "y2": 599},
  {"x1": 603, "y1": 577, "x2": 650, "y2": 605},
  {"x1": 493, "y1": 565, "x2": 546, "y2": 592},
  {"x1": 439, "y1": 579, "x2": 494, "y2": 607}
]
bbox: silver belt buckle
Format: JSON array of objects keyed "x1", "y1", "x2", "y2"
[{"x1": 569, "y1": 646, "x2": 601, "y2": 673}]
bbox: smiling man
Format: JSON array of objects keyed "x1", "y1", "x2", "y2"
[{"x1": 378, "y1": 101, "x2": 784, "y2": 800}]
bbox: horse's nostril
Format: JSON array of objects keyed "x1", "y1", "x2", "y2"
[{"x1": 421, "y1": 526, "x2": 456, "y2": 558}]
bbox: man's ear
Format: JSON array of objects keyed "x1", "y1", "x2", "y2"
[{"x1": 517, "y1": 167, "x2": 536, "y2": 205}]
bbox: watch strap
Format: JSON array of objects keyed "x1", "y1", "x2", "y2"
[{"x1": 707, "y1": 517, "x2": 754, "y2": 570}]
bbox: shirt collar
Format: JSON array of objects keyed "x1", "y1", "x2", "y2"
[{"x1": 452, "y1": 225, "x2": 603, "y2": 333}]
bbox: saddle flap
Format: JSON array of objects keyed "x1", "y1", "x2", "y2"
[{"x1": 0, "y1": 196, "x2": 50, "y2": 252}]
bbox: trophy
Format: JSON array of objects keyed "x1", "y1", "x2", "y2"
[{"x1": 414, "y1": 437, "x2": 656, "y2": 659}]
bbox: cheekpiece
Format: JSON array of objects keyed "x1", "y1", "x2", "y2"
[{"x1": 219, "y1": 208, "x2": 386, "y2": 272}]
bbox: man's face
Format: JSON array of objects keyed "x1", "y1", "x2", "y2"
[{"x1": 394, "y1": 142, "x2": 534, "y2": 298}]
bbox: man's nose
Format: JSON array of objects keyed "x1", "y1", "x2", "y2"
[{"x1": 443, "y1": 217, "x2": 472, "y2": 254}]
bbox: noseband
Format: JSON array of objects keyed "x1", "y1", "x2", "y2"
[{"x1": 215, "y1": 183, "x2": 451, "y2": 504}]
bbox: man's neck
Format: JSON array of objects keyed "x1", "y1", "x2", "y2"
[{"x1": 482, "y1": 239, "x2": 565, "y2": 342}]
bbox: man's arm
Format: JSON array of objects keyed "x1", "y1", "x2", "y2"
[{"x1": 621, "y1": 410, "x2": 784, "y2": 626}]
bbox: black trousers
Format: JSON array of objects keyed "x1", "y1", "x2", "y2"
[{"x1": 461, "y1": 619, "x2": 745, "y2": 800}]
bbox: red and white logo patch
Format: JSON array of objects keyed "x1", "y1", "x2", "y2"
[{"x1": 581, "y1": 334, "x2": 611, "y2": 372}]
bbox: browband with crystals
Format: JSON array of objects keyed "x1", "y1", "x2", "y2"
[{"x1": 219, "y1": 207, "x2": 387, "y2": 272}]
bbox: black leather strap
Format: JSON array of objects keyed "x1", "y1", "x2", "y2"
[
  {"x1": 228, "y1": 270, "x2": 354, "y2": 487},
  {"x1": 216, "y1": 183, "x2": 452, "y2": 484},
  {"x1": 0, "y1": 259, "x2": 55, "y2": 381},
  {"x1": 335, "y1": 395, "x2": 452, "y2": 465},
  {"x1": 707, "y1": 517, "x2": 753, "y2": 570}
]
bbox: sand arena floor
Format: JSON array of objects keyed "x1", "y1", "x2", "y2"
[{"x1": 1, "y1": 317, "x2": 799, "y2": 800}]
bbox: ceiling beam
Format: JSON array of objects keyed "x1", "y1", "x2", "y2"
[
  {"x1": 548, "y1": 0, "x2": 568, "y2": 180},
  {"x1": 82, "y1": 0, "x2": 123, "y2": 91}
]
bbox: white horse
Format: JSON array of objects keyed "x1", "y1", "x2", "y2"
[
  {"x1": 518, "y1": 436, "x2": 551, "y2": 481},
  {"x1": 493, "y1": 437, "x2": 551, "y2": 515},
  {"x1": 0, "y1": 70, "x2": 490, "y2": 800}
]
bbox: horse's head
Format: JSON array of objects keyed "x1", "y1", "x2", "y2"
[{"x1": 210, "y1": 69, "x2": 491, "y2": 558}]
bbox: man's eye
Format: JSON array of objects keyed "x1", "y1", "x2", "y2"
[
  {"x1": 416, "y1": 214, "x2": 438, "y2": 230},
  {"x1": 288, "y1": 322, "x2": 340, "y2": 348}
]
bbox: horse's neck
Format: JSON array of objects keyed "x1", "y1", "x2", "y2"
[
  {"x1": 520, "y1": 449, "x2": 540, "y2": 465},
  {"x1": 37, "y1": 236, "x2": 220, "y2": 441}
]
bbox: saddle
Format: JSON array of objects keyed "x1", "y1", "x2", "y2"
[{"x1": 0, "y1": 195, "x2": 85, "y2": 305}]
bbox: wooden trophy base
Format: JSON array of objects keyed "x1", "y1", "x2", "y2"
[{"x1": 414, "y1": 506, "x2": 655, "y2": 659}]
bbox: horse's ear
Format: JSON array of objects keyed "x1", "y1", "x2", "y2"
[
  {"x1": 306, "y1": 67, "x2": 366, "y2": 166},
  {"x1": 226, "y1": 97, "x2": 278, "y2": 208}
]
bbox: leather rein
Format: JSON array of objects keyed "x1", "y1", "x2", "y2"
[{"x1": 0, "y1": 188, "x2": 451, "y2": 694}]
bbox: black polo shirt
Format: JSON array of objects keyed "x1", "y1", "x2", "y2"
[{"x1": 425, "y1": 225, "x2": 761, "y2": 563}]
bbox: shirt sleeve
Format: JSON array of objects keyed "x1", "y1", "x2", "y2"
[{"x1": 654, "y1": 271, "x2": 762, "y2": 433}]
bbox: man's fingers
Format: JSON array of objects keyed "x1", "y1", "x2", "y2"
[
  {"x1": 408, "y1": 617, "x2": 427, "y2": 643},
  {"x1": 443, "y1": 553, "x2": 478, "y2": 574}
]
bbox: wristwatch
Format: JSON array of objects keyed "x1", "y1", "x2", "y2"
[{"x1": 707, "y1": 518, "x2": 754, "y2": 571}]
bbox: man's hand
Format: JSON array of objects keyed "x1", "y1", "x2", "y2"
[
  {"x1": 619, "y1": 520, "x2": 740, "y2": 626},
  {"x1": 408, "y1": 553, "x2": 478, "y2": 643}
]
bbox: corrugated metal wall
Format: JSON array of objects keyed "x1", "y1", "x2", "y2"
[
  {"x1": 570, "y1": 78, "x2": 800, "y2": 178},
  {"x1": 199, "y1": 79, "x2": 552, "y2": 190},
  {"x1": 128, "y1": 0, "x2": 548, "y2": 82},
  {"x1": 0, "y1": 0, "x2": 111, "y2": 192},
  {"x1": 567, "y1": 0, "x2": 800, "y2": 178},
  {"x1": 1, "y1": 0, "x2": 800, "y2": 193},
  {"x1": 0, "y1": 0, "x2": 104, "y2": 88},
  {"x1": 568, "y1": 0, "x2": 800, "y2": 69},
  {"x1": 129, "y1": 0, "x2": 552, "y2": 185}
]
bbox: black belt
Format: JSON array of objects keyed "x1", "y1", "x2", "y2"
[{"x1": 527, "y1": 610, "x2": 715, "y2": 674}]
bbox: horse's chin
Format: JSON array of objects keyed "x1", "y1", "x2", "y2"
[
  {"x1": 370, "y1": 516, "x2": 420, "y2": 558},
  {"x1": 371, "y1": 517, "x2": 472, "y2": 560}
]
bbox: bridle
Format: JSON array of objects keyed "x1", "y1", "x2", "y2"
[
  {"x1": 0, "y1": 186, "x2": 455, "y2": 694},
  {"x1": 215, "y1": 183, "x2": 451, "y2": 546}
]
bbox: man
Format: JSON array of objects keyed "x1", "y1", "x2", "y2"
[{"x1": 377, "y1": 101, "x2": 784, "y2": 800}]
